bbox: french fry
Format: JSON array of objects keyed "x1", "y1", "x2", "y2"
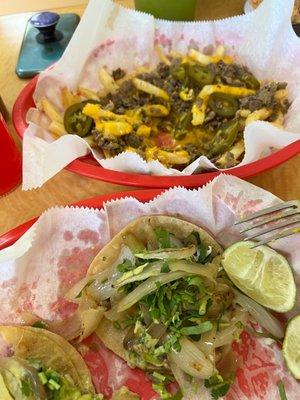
[
  {"x1": 136, "y1": 66, "x2": 151, "y2": 74},
  {"x1": 199, "y1": 84, "x2": 255, "y2": 99},
  {"x1": 41, "y1": 98, "x2": 63, "y2": 124},
  {"x1": 82, "y1": 135, "x2": 94, "y2": 146},
  {"x1": 188, "y1": 48, "x2": 233, "y2": 65},
  {"x1": 245, "y1": 108, "x2": 272, "y2": 125},
  {"x1": 78, "y1": 87, "x2": 100, "y2": 101},
  {"x1": 271, "y1": 111, "x2": 284, "y2": 127},
  {"x1": 115, "y1": 66, "x2": 150, "y2": 85},
  {"x1": 98, "y1": 67, "x2": 118, "y2": 94},
  {"x1": 192, "y1": 84, "x2": 255, "y2": 126},
  {"x1": 155, "y1": 45, "x2": 171, "y2": 66},
  {"x1": 238, "y1": 109, "x2": 252, "y2": 118},
  {"x1": 170, "y1": 49, "x2": 184, "y2": 58},
  {"x1": 192, "y1": 99, "x2": 207, "y2": 126},
  {"x1": 61, "y1": 87, "x2": 81, "y2": 109},
  {"x1": 188, "y1": 49, "x2": 212, "y2": 65},
  {"x1": 216, "y1": 140, "x2": 245, "y2": 168},
  {"x1": 213, "y1": 45, "x2": 225, "y2": 57},
  {"x1": 275, "y1": 89, "x2": 288, "y2": 101},
  {"x1": 133, "y1": 78, "x2": 169, "y2": 101},
  {"x1": 145, "y1": 148, "x2": 190, "y2": 165},
  {"x1": 49, "y1": 120, "x2": 66, "y2": 137}
]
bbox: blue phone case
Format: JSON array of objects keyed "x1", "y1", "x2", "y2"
[{"x1": 16, "y1": 13, "x2": 80, "y2": 79}]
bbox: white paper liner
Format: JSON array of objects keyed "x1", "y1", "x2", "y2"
[
  {"x1": 22, "y1": 0, "x2": 300, "y2": 189},
  {"x1": 1, "y1": 175, "x2": 300, "y2": 398}
]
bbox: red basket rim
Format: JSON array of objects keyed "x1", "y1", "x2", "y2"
[{"x1": 12, "y1": 76, "x2": 300, "y2": 188}]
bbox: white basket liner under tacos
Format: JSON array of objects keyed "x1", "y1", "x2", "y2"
[
  {"x1": 1, "y1": 175, "x2": 300, "y2": 398},
  {"x1": 23, "y1": 0, "x2": 300, "y2": 189}
]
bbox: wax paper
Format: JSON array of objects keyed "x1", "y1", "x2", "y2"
[
  {"x1": 22, "y1": 0, "x2": 300, "y2": 189},
  {"x1": 1, "y1": 175, "x2": 300, "y2": 399}
]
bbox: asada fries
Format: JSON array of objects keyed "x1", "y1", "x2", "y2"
[{"x1": 41, "y1": 46, "x2": 290, "y2": 169}]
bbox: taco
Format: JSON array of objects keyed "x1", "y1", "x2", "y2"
[
  {"x1": 84, "y1": 215, "x2": 223, "y2": 358},
  {"x1": 69, "y1": 216, "x2": 245, "y2": 397},
  {"x1": 67, "y1": 215, "x2": 292, "y2": 399},
  {"x1": 0, "y1": 325, "x2": 101, "y2": 399}
]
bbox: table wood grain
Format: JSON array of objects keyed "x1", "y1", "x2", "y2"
[{"x1": 0, "y1": 0, "x2": 299, "y2": 237}]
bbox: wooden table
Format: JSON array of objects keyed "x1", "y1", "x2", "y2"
[{"x1": 0, "y1": 0, "x2": 299, "y2": 236}]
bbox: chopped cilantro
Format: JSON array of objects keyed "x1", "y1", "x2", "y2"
[
  {"x1": 47, "y1": 378, "x2": 61, "y2": 390},
  {"x1": 150, "y1": 308, "x2": 160, "y2": 321},
  {"x1": 235, "y1": 320, "x2": 244, "y2": 329},
  {"x1": 152, "y1": 371, "x2": 166, "y2": 382},
  {"x1": 32, "y1": 320, "x2": 48, "y2": 329},
  {"x1": 117, "y1": 259, "x2": 133, "y2": 273},
  {"x1": 196, "y1": 242, "x2": 210, "y2": 263},
  {"x1": 155, "y1": 228, "x2": 171, "y2": 249},
  {"x1": 38, "y1": 371, "x2": 48, "y2": 385},
  {"x1": 21, "y1": 378, "x2": 33, "y2": 397},
  {"x1": 186, "y1": 231, "x2": 211, "y2": 263},
  {"x1": 199, "y1": 296, "x2": 212, "y2": 316},
  {"x1": 204, "y1": 374, "x2": 233, "y2": 400},
  {"x1": 277, "y1": 380, "x2": 288, "y2": 400},
  {"x1": 172, "y1": 389, "x2": 183, "y2": 400},
  {"x1": 185, "y1": 275, "x2": 205, "y2": 293},
  {"x1": 122, "y1": 314, "x2": 138, "y2": 328},
  {"x1": 161, "y1": 261, "x2": 170, "y2": 273},
  {"x1": 155, "y1": 281, "x2": 162, "y2": 289},
  {"x1": 152, "y1": 382, "x2": 173, "y2": 399},
  {"x1": 186, "y1": 231, "x2": 201, "y2": 246},
  {"x1": 180, "y1": 321, "x2": 213, "y2": 336}
]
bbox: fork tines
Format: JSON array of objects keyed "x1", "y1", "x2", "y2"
[{"x1": 235, "y1": 200, "x2": 300, "y2": 247}]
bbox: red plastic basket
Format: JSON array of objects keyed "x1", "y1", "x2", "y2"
[{"x1": 13, "y1": 76, "x2": 300, "y2": 188}]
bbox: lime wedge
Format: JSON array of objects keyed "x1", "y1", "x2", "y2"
[
  {"x1": 222, "y1": 241, "x2": 296, "y2": 312},
  {"x1": 283, "y1": 315, "x2": 300, "y2": 378}
]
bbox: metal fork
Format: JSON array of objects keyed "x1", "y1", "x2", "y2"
[{"x1": 235, "y1": 200, "x2": 300, "y2": 247}]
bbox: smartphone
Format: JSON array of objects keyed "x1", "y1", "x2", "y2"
[
  {"x1": 293, "y1": 23, "x2": 300, "y2": 37},
  {"x1": 16, "y1": 13, "x2": 80, "y2": 79}
]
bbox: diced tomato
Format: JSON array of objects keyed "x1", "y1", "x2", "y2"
[{"x1": 156, "y1": 132, "x2": 175, "y2": 149}]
